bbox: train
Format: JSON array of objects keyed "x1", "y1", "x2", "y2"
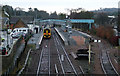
[{"x1": 43, "y1": 28, "x2": 51, "y2": 39}]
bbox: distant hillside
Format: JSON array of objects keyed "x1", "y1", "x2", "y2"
[
  {"x1": 92, "y1": 8, "x2": 118, "y2": 13},
  {"x1": 91, "y1": 8, "x2": 118, "y2": 16}
]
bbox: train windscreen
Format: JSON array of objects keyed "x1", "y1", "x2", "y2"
[{"x1": 44, "y1": 29, "x2": 50, "y2": 33}]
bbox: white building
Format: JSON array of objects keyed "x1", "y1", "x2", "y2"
[{"x1": 27, "y1": 24, "x2": 40, "y2": 34}]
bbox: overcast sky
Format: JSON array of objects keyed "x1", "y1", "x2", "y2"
[{"x1": 1, "y1": 0, "x2": 120, "y2": 14}]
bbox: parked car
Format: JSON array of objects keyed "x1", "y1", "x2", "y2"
[
  {"x1": 11, "y1": 32, "x2": 25, "y2": 38},
  {"x1": 10, "y1": 28, "x2": 29, "y2": 37}
]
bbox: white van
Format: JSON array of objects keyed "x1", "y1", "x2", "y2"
[{"x1": 10, "y1": 28, "x2": 29, "y2": 37}]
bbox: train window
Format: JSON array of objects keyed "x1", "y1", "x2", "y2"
[
  {"x1": 23, "y1": 30, "x2": 26, "y2": 32},
  {"x1": 44, "y1": 29, "x2": 50, "y2": 33},
  {"x1": 44, "y1": 30, "x2": 46, "y2": 33},
  {"x1": 46, "y1": 29, "x2": 50, "y2": 33},
  {"x1": 48, "y1": 30, "x2": 50, "y2": 33}
]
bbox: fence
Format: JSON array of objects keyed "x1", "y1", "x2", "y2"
[{"x1": 1, "y1": 34, "x2": 31, "y2": 75}]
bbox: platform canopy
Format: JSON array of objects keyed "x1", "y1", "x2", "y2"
[
  {"x1": 70, "y1": 19, "x2": 94, "y2": 23},
  {"x1": 40, "y1": 19, "x2": 94, "y2": 29},
  {"x1": 40, "y1": 19, "x2": 94, "y2": 23}
]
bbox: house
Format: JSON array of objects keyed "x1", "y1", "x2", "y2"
[{"x1": 10, "y1": 16, "x2": 34, "y2": 29}]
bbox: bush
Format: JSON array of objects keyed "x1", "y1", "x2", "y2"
[
  {"x1": 91, "y1": 26, "x2": 118, "y2": 46},
  {"x1": 96, "y1": 26, "x2": 105, "y2": 38},
  {"x1": 110, "y1": 36, "x2": 119, "y2": 46},
  {"x1": 96, "y1": 26, "x2": 114, "y2": 39},
  {"x1": 90, "y1": 28, "x2": 96, "y2": 35}
]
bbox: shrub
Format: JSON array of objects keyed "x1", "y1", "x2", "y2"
[
  {"x1": 110, "y1": 36, "x2": 119, "y2": 46},
  {"x1": 91, "y1": 26, "x2": 118, "y2": 46}
]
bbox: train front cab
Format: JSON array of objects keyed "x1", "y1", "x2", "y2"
[{"x1": 43, "y1": 29, "x2": 51, "y2": 39}]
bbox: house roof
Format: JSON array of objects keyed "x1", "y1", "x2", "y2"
[
  {"x1": 10, "y1": 16, "x2": 34, "y2": 24},
  {"x1": 13, "y1": 19, "x2": 29, "y2": 28}
]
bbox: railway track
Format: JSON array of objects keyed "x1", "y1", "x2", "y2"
[
  {"x1": 53, "y1": 30, "x2": 79, "y2": 75},
  {"x1": 36, "y1": 29, "x2": 84, "y2": 76},
  {"x1": 79, "y1": 66, "x2": 84, "y2": 75},
  {"x1": 36, "y1": 40, "x2": 50, "y2": 76},
  {"x1": 50, "y1": 32, "x2": 64, "y2": 74},
  {"x1": 99, "y1": 43, "x2": 119, "y2": 76}
]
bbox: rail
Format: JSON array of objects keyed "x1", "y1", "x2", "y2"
[
  {"x1": 99, "y1": 43, "x2": 118, "y2": 75},
  {"x1": 48, "y1": 41, "x2": 50, "y2": 75},
  {"x1": 36, "y1": 40, "x2": 50, "y2": 76},
  {"x1": 107, "y1": 51, "x2": 119, "y2": 75},
  {"x1": 53, "y1": 35, "x2": 65, "y2": 74},
  {"x1": 55, "y1": 64, "x2": 58, "y2": 74},
  {"x1": 79, "y1": 66, "x2": 84, "y2": 75},
  {"x1": 100, "y1": 51, "x2": 107, "y2": 75},
  {"x1": 54, "y1": 31, "x2": 78, "y2": 75}
]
